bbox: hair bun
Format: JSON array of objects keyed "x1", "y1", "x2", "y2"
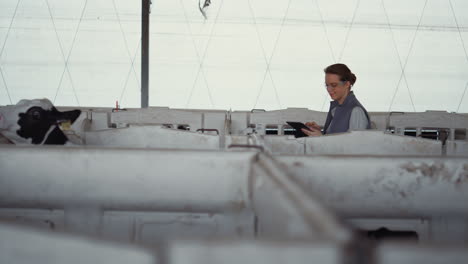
[
  {"x1": 350, "y1": 73, "x2": 357, "y2": 85},
  {"x1": 324, "y1": 63, "x2": 357, "y2": 87}
]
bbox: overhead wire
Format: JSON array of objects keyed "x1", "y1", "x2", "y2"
[
  {"x1": 46, "y1": 0, "x2": 79, "y2": 106},
  {"x1": 248, "y1": 0, "x2": 284, "y2": 110},
  {"x1": 314, "y1": 0, "x2": 336, "y2": 112},
  {"x1": 381, "y1": 0, "x2": 416, "y2": 113},
  {"x1": 314, "y1": 0, "x2": 336, "y2": 63},
  {"x1": 185, "y1": 0, "x2": 224, "y2": 108},
  {"x1": 448, "y1": 0, "x2": 468, "y2": 113},
  {"x1": 0, "y1": 0, "x2": 21, "y2": 105},
  {"x1": 112, "y1": 0, "x2": 141, "y2": 106},
  {"x1": 180, "y1": 0, "x2": 212, "y2": 109},
  {"x1": 387, "y1": 0, "x2": 428, "y2": 112},
  {"x1": 51, "y1": 0, "x2": 89, "y2": 107},
  {"x1": 338, "y1": 0, "x2": 360, "y2": 62},
  {"x1": 252, "y1": 0, "x2": 292, "y2": 110},
  {"x1": 119, "y1": 39, "x2": 141, "y2": 105}
]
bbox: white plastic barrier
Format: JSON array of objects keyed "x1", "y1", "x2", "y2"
[
  {"x1": 87, "y1": 111, "x2": 112, "y2": 131},
  {"x1": 0, "y1": 145, "x2": 349, "y2": 243},
  {"x1": 0, "y1": 208, "x2": 254, "y2": 243},
  {"x1": 376, "y1": 242, "x2": 468, "y2": 264},
  {"x1": 277, "y1": 155, "x2": 468, "y2": 218},
  {"x1": 230, "y1": 111, "x2": 250, "y2": 135},
  {"x1": 446, "y1": 140, "x2": 468, "y2": 156},
  {"x1": 0, "y1": 146, "x2": 257, "y2": 240},
  {"x1": 0, "y1": 146, "x2": 254, "y2": 213},
  {"x1": 263, "y1": 136, "x2": 306, "y2": 155},
  {"x1": 110, "y1": 107, "x2": 204, "y2": 131},
  {"x1": 368, "y1": 112, "x2": 389, "y2": 130},
  {"x1": 250, "y1": 108, "x2": 327, "y2": 135},
  {"x1": 49, "y1": 107, "x2": 468, "y2": 137},
  {"x1": 388, "y1": 111, "x2": 468, "y2": 130},
  {"x1": 109, "y1": 108, "x2": 228, "y2": 134},
  {"x1": 167, "y1": 239, "x2": 343, "y2": 264},
  {"x1": 0, "y1": 223, "x2": 156, "y2": 264},
  {"x1": 305, "y1": 131, "x2": 442, "y2": 156},
  {"x1": 225, "y1": 135, "x2": 306, "y2": 155},
  {"x1": 167, "y1": 239, "x2": 468, "y2": 264},
  {"x1": 100, "y1": 211, "x2": 254, "y2": 243},
  {"x1": 84, "y1": 126, "x2": 221, "y2": 149},
  {"x1": 5, "y1": 220, "x2": 468, "y2": 264},
  {"x1": 251, "y1": 153, "x2": 350, "y2": 242},
  {"x1": 247, "y1": 109, "x2": 422, "y2": 133},
  {"x1": 277, "y1": 155, "x2": 468, "y2": 242},
  {"x1": 388, "y1": 111, "x2": 468, "y2": 138},
  {"x1": 225, "y1": 132, "x2": 444, "y2": 156},
  {"x1": 202, "y1": 111, "x2": 229, "y2": 136}
]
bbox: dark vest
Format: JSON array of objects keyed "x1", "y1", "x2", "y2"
[{"x1": 323, "y1": 91, "x2": 371, "y2": 134}]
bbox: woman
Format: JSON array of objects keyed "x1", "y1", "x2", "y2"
[{"x1": 302, "y1": 63, "x2": 370, "y2": 136}]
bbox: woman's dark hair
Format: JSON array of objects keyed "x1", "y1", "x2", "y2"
[{"x1": 324, "y1": 63, "x2": 357, "y2": 86}]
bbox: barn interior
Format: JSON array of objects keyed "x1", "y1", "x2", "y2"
[{"x1": 1, "y1": 1, "x2": 468, "y2": 264}]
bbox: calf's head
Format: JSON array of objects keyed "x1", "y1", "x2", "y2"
[{"x1": 0, "y1": 99, "x2": 81, "y2": 145}]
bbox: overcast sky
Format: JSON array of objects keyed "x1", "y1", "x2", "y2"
[{"x1": 0, "y1": 0, "x2": 467, "y2": 112}]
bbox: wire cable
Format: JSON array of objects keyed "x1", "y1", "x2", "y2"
[
  {"x1": 185, "y1": 0, "x2": 224, "y2": 108},
  {"x1": 180, "y1": 0, "x2": 212, "y2": 109},
  {"x1": 387, "y1": 0, "x2": 427, "y2": 112},
  {"x1": 252, "y1": 0, "x2": 292, "y2": 109},
  {"x1": 0, "y1": 0, "x2": 21, "y2": 104},
  {"x1": 457, "y1": 81, "x2": 468, "y2": 112},
  {"x1": 119, "y1": 39, "x2": 141, "y2": 105},
  {"x1": 448, "y1": 0, "x2": 468, "y2": 112},
  {"x1": 315, "y1": 0, "x2": 339, "y2": 112},
  {"x1": 112, "y1": 0, "x2": 141, "y2": 106},
  {"x1": 382, "y1": 0, "x2": 415, "y2": 113},
  {"x1": 314, "y1": 0, "x2": 336, "y2": 63},
  {"x1": 46, "y1": 0, "x2": 79, "y2": 106},
  {"x1": 338, "y1": 0, "x2": 360, "y2": 62},
  {"x1": 52, "y1": 0, "x2": 89, "y2": 106},
  {"x1": 248, "y1": 0, "x2": 284, "y2": 110}
]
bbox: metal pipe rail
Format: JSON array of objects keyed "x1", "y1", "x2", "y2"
[
  {"x1": 0, "y1": 146, "x2": 254, "y2": 213},
  {"x1": 251, "y1": 153, "x2": 350, "y2": 242},
  {"x1": 277, "y1": 155, "x2": 468, "y2": 218},
  {"x1": 0, "y1": 145, "x2": 350, "y2": 242}
]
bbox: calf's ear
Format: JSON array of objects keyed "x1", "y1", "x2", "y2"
[
  {"x1": 51, "y1": 108, "x2": 81, "y2": 124},
  {"x1": 66, "y1": 109, "x2": 82, "y2": 124}
]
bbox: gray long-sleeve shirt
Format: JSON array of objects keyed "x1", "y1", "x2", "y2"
[{"x1": 327, "y1": 106, "x2": 369, "y2": 133}]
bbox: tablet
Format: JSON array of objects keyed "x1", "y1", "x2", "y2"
[{"x1": 286, "y1": 121, "x2": 311, "y2": 138}]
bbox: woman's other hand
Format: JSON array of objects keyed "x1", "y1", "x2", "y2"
[
  {"x1": 305, "y1": 121, "x2": 321, "y2": 131},
  {"x1": 301, "y1": 125, "x2": 322, "y2": 137}
]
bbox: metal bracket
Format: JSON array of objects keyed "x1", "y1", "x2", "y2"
[
  {"x1": 228, "y1": 144, "x2": 264, "y2": 151},
  {"x1": 196, "y1": 128, "x2": 219, "y2": 135}
]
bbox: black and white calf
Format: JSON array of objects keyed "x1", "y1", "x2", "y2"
[{"x1": 0, "y1": 99, "x2": 81, "y2": 145}]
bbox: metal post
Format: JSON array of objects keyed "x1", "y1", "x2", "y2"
[{"x1": 141, "y1": 0, "x2": 150, "y2": 108}]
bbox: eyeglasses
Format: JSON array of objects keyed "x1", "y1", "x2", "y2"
[{"x1": 324, "y1": 81, "x2": 346, "y2": 90}]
